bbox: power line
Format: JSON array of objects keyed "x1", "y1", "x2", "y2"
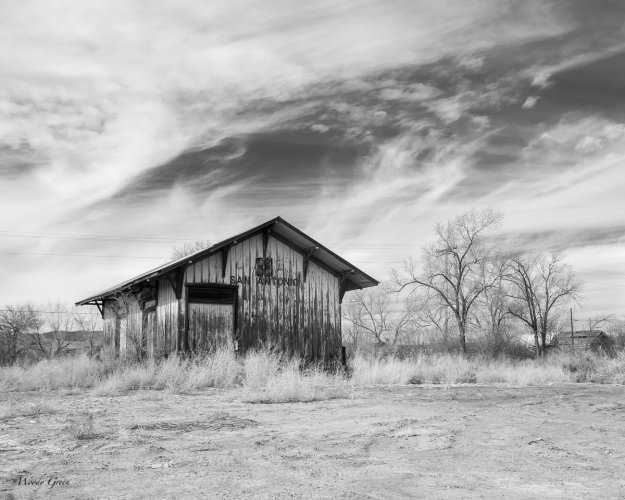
[
  {"x1": 0, "y1": 230, "x2": 205, "y2": 243},
  {"x1": 0, "y1": 229, "x2": 422, "y2": 249},
  {"x1": 0, "y1": 309, "x2": 100, "y2": 315},
  {"x1": 0, "y1": 251, "x2": 165, "y2": 260},
  {"x1": 0, "y1": 250, "x2": 407, "y2": 264}
]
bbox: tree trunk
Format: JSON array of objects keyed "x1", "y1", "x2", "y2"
[
  {"x1": 540, "y1": 330, "x2": 548, "y2": 357},
  {"x1": 458, "y1": 321, "x2": 467, "y2": 355},
  {"x1": 533, "y1": 329, "x2": 540, "y2": 358}
]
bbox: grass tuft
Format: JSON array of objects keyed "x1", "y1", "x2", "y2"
[{"x1": 66, "y1": 413, "x2": 98, "y2": 440}]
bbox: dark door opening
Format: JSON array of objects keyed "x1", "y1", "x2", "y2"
[{"x1": 186, "y1": 285, "x2": 237, "y2": 352}]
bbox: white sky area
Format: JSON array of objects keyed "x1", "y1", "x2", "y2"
[{"x1": 0, "y1": 0, "x2": 624, "y2": 319}]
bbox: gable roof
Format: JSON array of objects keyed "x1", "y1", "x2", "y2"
[
  {"x1": 76, "y1": 216, "x2": 378, "y2": 305},
  {"x1": 552, "y1": 330, "x2": 606, "y2": 345}
]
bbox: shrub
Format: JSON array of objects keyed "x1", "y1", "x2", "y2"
[{"x1": 557, "y1": 351, "x2": 598, "y2": 382}]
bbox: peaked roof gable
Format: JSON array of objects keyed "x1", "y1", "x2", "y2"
[{"x1": 77, "y1": 216, "x2": 378, "y2": 305}]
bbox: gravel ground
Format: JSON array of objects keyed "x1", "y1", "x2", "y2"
[{"x1": 1, "y1": 384, "x2": 624, "y2": 499}]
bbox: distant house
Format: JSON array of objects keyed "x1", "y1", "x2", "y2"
[
  {"x1": 551, "y1": 330, "x2": 614, "y2": 354},
  {"x1": 76, "y1": 217, "x2": 378, "y2": 362}
]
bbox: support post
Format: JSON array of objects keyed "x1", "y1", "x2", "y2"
[
  {"x1": 165, "y1": 268, "x2": 186, "y2": 354},
  {"x1": 570, "y1": 308, "x2": 575, "y2": 350}
]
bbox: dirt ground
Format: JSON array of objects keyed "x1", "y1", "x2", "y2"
[{"x1": 1, "y1": 384, "x2": 624, "y2": 499}]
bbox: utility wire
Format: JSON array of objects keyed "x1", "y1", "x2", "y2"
[
  {"x1": 0, "y1": 250, "x2": 407, "y2": 264},
  {"x1": 0, "y1": 309, "x2": 100, "y2": 315},
  {"x1": 0, "y1": 229, "x2": 422, "y2": 249},
  {"x1": 0, "y1": 251, "x2": 165, "y2": 259},
  {"x1": 0, "y1": 230, "x2": 204, "y2": 243}
]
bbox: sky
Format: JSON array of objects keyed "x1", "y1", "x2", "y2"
[{"x1": 0, "y1": 0, "x2": 624, "y2": 320}]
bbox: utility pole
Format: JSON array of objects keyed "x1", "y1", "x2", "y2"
[
  {"x1": 444, "y1": 252, "x2": 449, "y2": 342},
  {"x1": 570, "y1": 308, "x2": 574, "y2": 349}
]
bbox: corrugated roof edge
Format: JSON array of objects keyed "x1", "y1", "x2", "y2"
[{"x1": 76, "y1": 216, "x2": 379, "y2": 305}]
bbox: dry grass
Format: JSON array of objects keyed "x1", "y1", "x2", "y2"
[
  {"x1": 242, "y1": 350, "x2": 281, "y2": 389},
  {"x1": 66, "y1": 413, "x2": 98, "y2": 440},
  {"x1": 1, "y1": 349, "x2": 624, "y2": 404},
  {"x1": 0, "y1": 355, "x2": 111, "y2": 391},
  {"x1": 475, "y1": 360, "x2": 570, "y2": 385},
  {"x1": 92, "y1": 351, "x2": 243, "y2": 396},
  {"x1": 242, "y1": 360, "x2": 351, "y2": 403},
  {"x1": 186, "y1": 349, "x2": 242, "y2": 389},
  {"x1": 350, "y1": 351, "x2": 625, "y2": 386},
  {"x1": 351, "y1": 355, "x2": 479, "y2": 385},
  {"x1": 0, "y1": 399, "x2": 57, "y2": 420}
]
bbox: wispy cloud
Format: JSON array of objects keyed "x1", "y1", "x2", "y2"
[{"x1": 0, "y1": 0, "x2": 624, "y2": 315}]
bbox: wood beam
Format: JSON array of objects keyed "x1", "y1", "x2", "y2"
[
  {"x1": 303, "y1": 246, "x2": 318, "y2": 282},
  {"x1": 165, "y1": 268, "x2": 185, "y2": 300},
  {"x1": 263, "y1": 228, "x2": 271, "y2": 258},
  {"x1": 338, "y1": 272, "x2": 352, "y2": 304},
  {"x1": 221, "y1": 243, "x2": 233, "y2": 279}
]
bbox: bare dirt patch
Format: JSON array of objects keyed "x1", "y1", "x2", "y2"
[{"x1": 1, "y1": 384, "x2": 624, "y2": 499}]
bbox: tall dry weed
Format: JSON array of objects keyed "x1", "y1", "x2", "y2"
[{"x1": 2, "y1": 347, "x2": 624, "y2": 399}]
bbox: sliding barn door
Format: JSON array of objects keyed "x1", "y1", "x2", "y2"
[{"x1": 187, "y1": 286, "x2": 236, "y2": 352}]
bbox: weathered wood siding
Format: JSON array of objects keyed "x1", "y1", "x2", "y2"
[
  {"x1": 99, "y1": 235, "x2": 342, "y2": 360},
  {"x1": 101, "y1": 296, "x2": 143, "y2": 359},
  {"x1": 183, "y1": 234, "x2": 341, "y2": 360},
  {"x1": 156, "y1": 279, "x2": 178, "y2": 356},
  {"x1": 145, "y1": 309, "x2": 156, "y2": 358},
  {"x1": 102, "y1": 302, "x2": 117, "y2": 358},
  {"x1": 123, "y1": 297, "x2": 142, "y2": 359},
  {"x1": 188, "y1": 302, "x2": 234, "y2": 351}
]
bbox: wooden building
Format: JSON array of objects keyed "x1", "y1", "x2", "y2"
[
  {"x1": 551, "y1": 330, "x2": 615, "y2": 354},
  {"x1": 76, "y1": 217, "x2": 378, "y2": 361}
]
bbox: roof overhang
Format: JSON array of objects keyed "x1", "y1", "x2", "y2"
[{"x1": 76, "y1": 216, "x2": 379, "y2": 305}]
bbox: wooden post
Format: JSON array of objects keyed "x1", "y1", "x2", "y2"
[{"x1": 570, "y1": 308, "x2": 574, "y2": 350}]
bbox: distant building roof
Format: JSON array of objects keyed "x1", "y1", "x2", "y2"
[{"x1": 551, "y1": 330, "x2": 607, "y2": 347}]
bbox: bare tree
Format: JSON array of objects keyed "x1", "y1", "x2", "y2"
[
  {"x1": 415, "y1": 291, "x2": 456, "y2": 352},
  {"x1": 74, "y1": 309, "x2": 104, "y2": 357},
  {"x1": 394, "y1": 209, "x2": 503, "y2": 354},
  {"x1": 469, "y1": 251, "x2": 515, "y2": 355},
  {"x1": 28, "y1": 302, "x2": 77, "y2": 359},
  {"x1": 586, "y1": 314, "x2": 616, "y2": 331},
  {"x1": 505, "y1": 250, "x2": 580, "y2": 357},
  {"x1": 0, "y1": 304, "x2": 42, "y2": 365},
  {"x1": 342, "y1": 284, "x2": 419, "y2": 351},
  {"x1": 171, "y1": 240, "x2": 212, "y2": 260}
]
